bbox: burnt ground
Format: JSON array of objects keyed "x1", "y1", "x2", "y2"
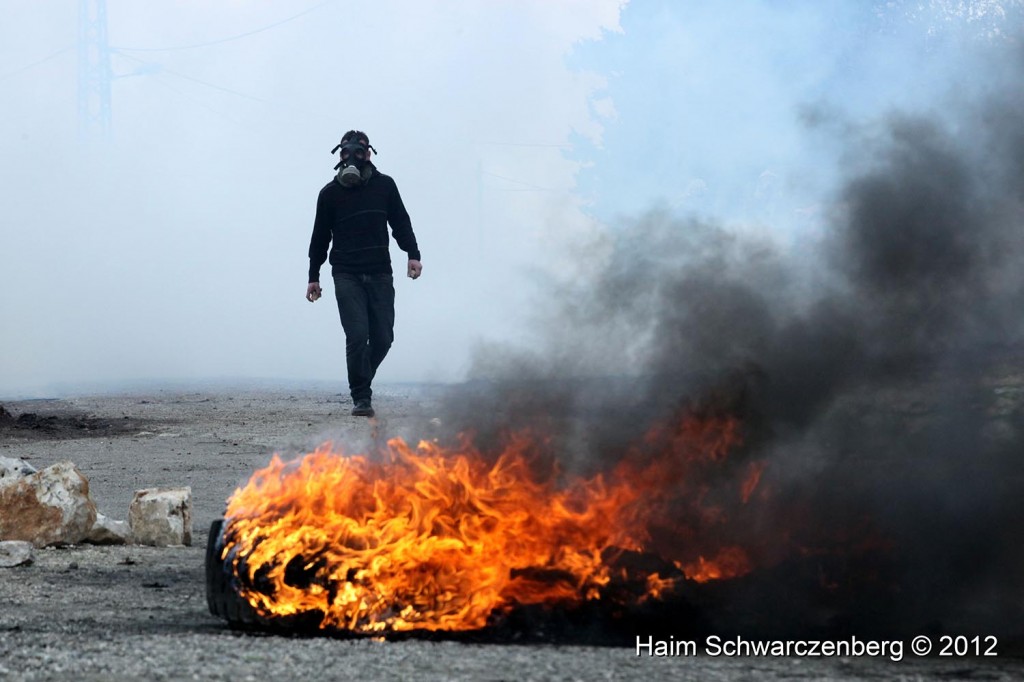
[
  {"x1": 0, "y1": 383, "x2": 1022, "y2": 681},
  {"x1": 0, "y1": 401, "x2": 150, "y2": 441}
]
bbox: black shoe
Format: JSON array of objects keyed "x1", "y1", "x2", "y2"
[{"x1": 351, "y1": 399, "x2": 374, "y2": 417}]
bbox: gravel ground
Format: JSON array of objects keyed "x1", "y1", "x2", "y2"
[{"x1": 1, "y1": 385, "x2": 1021, "y2": 681}]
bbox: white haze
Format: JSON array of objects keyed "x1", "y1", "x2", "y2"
[
  {"x1": 1, "y1": 0, "x2": 1018, "y2": 396},
  {"x1": 1, "y1": 0, "x2": 621, "y2": 395}
]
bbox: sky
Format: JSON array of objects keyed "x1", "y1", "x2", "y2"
[{"x1": 0, "y1": 0, "x2": 1020, "y2": 396}]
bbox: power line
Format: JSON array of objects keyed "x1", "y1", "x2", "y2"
[
  {"x1": 116, "y1": 52, "x2": 270, "y2": 105},
  {"x1": 0, "y1": 46, "x2": 73, "y2": 83},
  {"x1": 481, "y1": 170, "x2": 559, "y2": 192},
  {"x1": 476, "y1": 141, "x2": 572, "y2": 148},
  {"x1": 110, "y1": 0, "x2": 337, "y2": 52},
  {"x1": 114, "y1": 51, "x2": 336, "y2": 124},
  {"x1": 486, "y1": 187, "x2": 567, "y2": 193},
  {"x1": 148, "y1": 73, "x2": 245, "y2": 126}
]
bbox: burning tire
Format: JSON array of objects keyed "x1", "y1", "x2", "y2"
[
  {"x1": 205, "y1": 516, "x2": 710, "y2": 642},
  {"x1": 204, "y1": 442, "x2": 726, "y2": 641},
  {"x1": 205, "y1": 519, "x2": 263, "y2": 629},
  {"x1": 206, "y1": 518, "x2": 334, "y2": 634}
]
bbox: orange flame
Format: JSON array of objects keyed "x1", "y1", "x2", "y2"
[
  {"x1": 741, "y1": 461, "x2": 766, "y2": 504},
  {"x1": 222, "y1": 410, "x2": 753, "y2": 633},
  {"x1": 682, "y1": 546, "x2": 753, "y2": 583}
]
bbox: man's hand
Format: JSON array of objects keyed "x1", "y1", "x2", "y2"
[
  {"x1": 306, "y1": 282, "x2": 322, "y2": 302},
  {"x1": 407, "y1": 260, "x2": 423, "y2": 280}
]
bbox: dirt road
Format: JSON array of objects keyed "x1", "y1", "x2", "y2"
[{"x1": 1, "y1": 386, "x2": 1021, "y2": 681}]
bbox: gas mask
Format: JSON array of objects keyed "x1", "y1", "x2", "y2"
[{"x1": 333, "y1": 139, "x2": 373, "y2": 187}]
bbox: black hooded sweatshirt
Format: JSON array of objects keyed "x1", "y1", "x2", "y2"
[{"x1": 307, "y1": 165, "x2": 421, "y2": 281}]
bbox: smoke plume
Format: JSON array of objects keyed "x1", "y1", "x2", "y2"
[{"x1": 438, "y1": 44, "x2": 1024, "y2": 637}]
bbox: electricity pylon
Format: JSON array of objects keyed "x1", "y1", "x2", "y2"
[{"x1": 77, "y1": 0, "x2": 112, "y2": 141}]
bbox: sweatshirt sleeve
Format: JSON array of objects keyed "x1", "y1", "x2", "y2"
[
  {"x1": 307, "y1": 186, "x2": 333, "y2": 283},
  {"x1": 386, "y1": 178, "x2": 421, "y2": 262}
]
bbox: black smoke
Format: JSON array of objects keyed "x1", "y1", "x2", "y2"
[{"x1": 437, "y1": 44, "x2": 1024, "y2": 639}]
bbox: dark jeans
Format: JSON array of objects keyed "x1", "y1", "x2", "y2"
[{"x1": 333, "y1": 273, "x2": 395, "y2": 402}]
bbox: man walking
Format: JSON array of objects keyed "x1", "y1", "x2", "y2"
[{"x1": 306, "y1": 130, "x2": 422, "y2": 417}]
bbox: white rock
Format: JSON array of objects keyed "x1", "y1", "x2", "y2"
[
  {"x1": 129, "y1": 487, "x2": 192, "y2": 546},
  {"x1": 0, "y1": 461, "x2": 97, "y2": 547},
  {"x1": 84, "y1": 512, "x2": 132, "y2": 545},
  {"x1": 0, "y1": 456, "x2": 37, "y2": 488},
  {"x1": 0, "y1": 540, "x2": 33, "y2": 567}
]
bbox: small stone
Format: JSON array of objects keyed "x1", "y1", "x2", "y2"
[
  {"x1": 0, "y1": 540, "x2": 33, "y2": 567},
  {"x1": 84, "y1": 513, "x2": 131, "y2": 545},
  {"x1": 128, "y1": 487, "x2": 192, "y2": 546}
]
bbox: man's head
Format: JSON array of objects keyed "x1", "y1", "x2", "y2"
[
  {"x1": 334, "y1": 130, "x2": 375, "y2": 187},
  {"x1": 342, "y1": 130, "x2": 370, "y2": 149}
]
